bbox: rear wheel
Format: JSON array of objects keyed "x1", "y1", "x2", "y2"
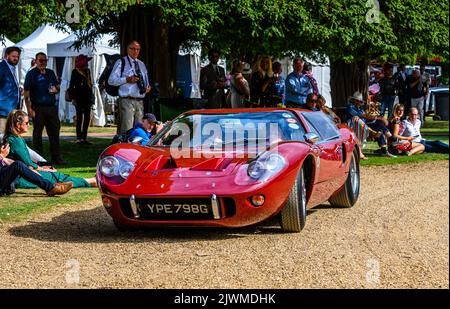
[
  {"x1": 280, "y1": 167, "x2": 307, "y2": 232},
  {"x1": 328, "y1": 151, "x2": 360, "y2": 208}
]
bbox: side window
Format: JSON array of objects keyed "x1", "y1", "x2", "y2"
[
  {"x1": 302, "y1": 112, "x2": 340, "y2": 141},
  {"x1": 277, "y1": 113, "x2": 307, "y2": 142}
]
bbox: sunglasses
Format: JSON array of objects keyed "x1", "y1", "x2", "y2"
[{"x1": 37, "y1": 59, "x2": 48, "y2": 63}]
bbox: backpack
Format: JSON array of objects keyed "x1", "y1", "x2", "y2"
[
  {"x1": 111, "y1": 127, "x2": 135, "y2": 144},
  {"x1": 105, "y1": 58, "x2": 126, "y2": 97}
]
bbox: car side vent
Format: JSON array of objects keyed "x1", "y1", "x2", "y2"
[
  {"x1": 145, "y1": 155, "x2": 178, "y2": 170},
  {"x1": 119, "y1": 199, "x2": 134, "y2": 218}
]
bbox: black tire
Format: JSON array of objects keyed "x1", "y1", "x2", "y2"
[
  {"x1": 328, "y1": 151, "x2": 360, "y2": 208},
  {"x1": 280, "y1": 167, "x2": 307, "y2": 232}
]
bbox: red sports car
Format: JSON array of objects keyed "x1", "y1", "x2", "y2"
[{"x1": 97, "y1": 108, "x2": 361, "y2": 232}]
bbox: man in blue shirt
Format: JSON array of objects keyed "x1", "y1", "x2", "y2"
[
  {"x1": 129, "y1": 113, "x2": 164, "y2": 145},
  {"x1": 285, "y1": 57, "x2": 313, "y2": 107},
  {"x1": 0, "y1": 46, "x2": 21, "y2": 134},
  {"x1": 24, "y1": 52, "x2": 64, "y2": 165}
]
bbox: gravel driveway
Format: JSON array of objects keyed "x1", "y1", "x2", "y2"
[{"x1": 0, "y1": 161, "x2": 448, "y2": 288}]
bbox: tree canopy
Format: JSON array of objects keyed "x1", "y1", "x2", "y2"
[{"x1": 1, "y1": 0, "x2": 448, "y2": 103}]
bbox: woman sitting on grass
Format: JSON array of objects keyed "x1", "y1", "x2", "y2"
[
  {"x1": 400, "y1": 107, "x2": 449, "y2": 154},
  {"x1": 2, "y1": 110, "x2": 97, "y2": 189},
  {"x1": 388, "y1": 104, "x2": 425, "y2": 156},
  {"x1": 1, "y1": 143, "x2": 73, "y2": 197}
]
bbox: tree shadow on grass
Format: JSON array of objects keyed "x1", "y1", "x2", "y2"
[{"x1": 8, "y1": 207, "x2": 287, "y2": 244}]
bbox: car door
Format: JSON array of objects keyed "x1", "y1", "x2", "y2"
[{"x1": 301, "y1": 112, "x2": 344, "y2": 188}]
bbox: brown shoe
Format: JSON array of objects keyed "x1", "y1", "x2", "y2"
[{"x1": 47, "y1": 182, "x2": 73, "y2": 197}]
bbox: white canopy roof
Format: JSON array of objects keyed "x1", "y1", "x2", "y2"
[
  {"x1": 15, "y1": 24, "x2": 69, "y2": 84},
  {"x1": 16, "y1": 24, "x2": 68, "y2": 50},
  {"x1": 47, "y1": 33, "x2": 119, "y2": 57},
  {"x1": 1, "y1": 37, "x2": 15, "y2": 48}
]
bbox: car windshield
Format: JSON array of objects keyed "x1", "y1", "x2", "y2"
[{"x1": 148, "y1": 112, "x2": 307, "y2": 148}]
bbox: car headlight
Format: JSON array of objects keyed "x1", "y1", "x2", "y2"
[
  {"x1": 99, "y1": 156, "x2": 135, "y2": 179},
  {"x1": 119, "y1": 161, "x2": 135, "y2": 179},
  {"x1": 99, "y1": 156, "x2": 120, "y2": 177},
  {"x1": 247, "y1": 152, "x2": 286, "y2": 182}
]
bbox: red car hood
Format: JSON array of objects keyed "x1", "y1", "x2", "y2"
[
  {"x1": 135, "y1": 147, "x2": 252, "y2": 179},
  {"x1": 104, "y1": 145, "x2": 261, "y2": 179}
]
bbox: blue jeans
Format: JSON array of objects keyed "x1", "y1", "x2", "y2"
[
  {"x1": 421, "y1": 140, "x2": 449, "y2": 154},
  {"x1": 0, "y1": 161, "x2": 53, "y2": 194},
  {"x1": 380, "y1": 95, "x2": 396, "y2": 118},
  {"x1": 367, "y1": 120, "x2": 390, "y2": 147}
]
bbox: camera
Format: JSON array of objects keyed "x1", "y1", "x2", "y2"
[{"x1": 135, "y1": 74, "x2": 146, "y2": 95}]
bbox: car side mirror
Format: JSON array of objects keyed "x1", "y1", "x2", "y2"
[{"x1": 304, "y1": 133, "x2": 320, "y2": 144}]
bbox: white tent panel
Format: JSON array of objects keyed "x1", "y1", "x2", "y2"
[
  {"x1": 58, "y1": 57, "x2": 74, "y2": 122},
  {"x1": 49, "y1": 34, "x2": 119, "y2": 126},
  {"x1": 190, "y1": 53, "x2": 201, "y2": 98},
  {"x1": 16, "y1": 24, "x2": 68, "y2": 85},
  {"x1": 47, "y1": 33, "x2": 118, "y2": 57}
]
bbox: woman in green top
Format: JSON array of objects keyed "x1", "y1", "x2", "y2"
[{"x1": 2, "y1": 110, "x2": 97, "y2": 188}]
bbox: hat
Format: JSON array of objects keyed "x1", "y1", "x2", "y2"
[
  {"x1": 242, "y1": 62, "x2": 252, "y2": 75},
  {"x1": 75, "y1": 54, "x2": 93, "y2": 68},
  {"x1": 143, "y1": 113, "x2": 157, "y2": 122},
  {"x1": 351, "y1": 91, "x2": 364, "y2": 102}
]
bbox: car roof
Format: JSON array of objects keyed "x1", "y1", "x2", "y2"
[{"x1": 183, "y1": 108, "x2": 312, "y2": 115}]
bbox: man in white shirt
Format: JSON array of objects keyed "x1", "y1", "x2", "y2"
[
  {"x1": 108, "y1": 41, "x2": 152, "y2": 134},
  {"x1": 400, "y1": 107, "x2": 449, "y2": 153}
]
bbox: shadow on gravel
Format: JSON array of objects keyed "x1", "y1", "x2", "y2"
[{"x1": 8, "y1": 206, "x2": 293, "y2": 244}]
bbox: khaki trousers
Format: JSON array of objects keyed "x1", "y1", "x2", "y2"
[
  {"x1": 0, "y1": 118, "x2": 6, "y2": 135},
  {"x1": 118, "y1": 98, "x2": 144, "y2": 134}
]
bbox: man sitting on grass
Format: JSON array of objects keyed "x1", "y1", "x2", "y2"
[{"x1": 400, "y1": 107, "x2": 449, "y2": 154}]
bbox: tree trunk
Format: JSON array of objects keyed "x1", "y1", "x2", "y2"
[
  {"x1": 330, "y1": 59, "x2": 370, "y2": 108},
  {"x1": 116, "y1": 6, "x2": 183, "y2": 98}
]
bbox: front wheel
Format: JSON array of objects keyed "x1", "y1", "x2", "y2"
[
  {"x1": 328, "y1": 151, "x2": 360, "y2": 208},
  {"x1": 280, "y1": 167, "x2": 307, "y2": 232}
]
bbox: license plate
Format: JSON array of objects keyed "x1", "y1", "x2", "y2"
[{"x1": 137, "y1": 198, "x2": 214, "y2": 220}]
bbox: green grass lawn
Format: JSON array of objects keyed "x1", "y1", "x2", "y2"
[
  {"x1": 24, "y1": 123, "x2": 117, "y2": 137},
  {"x1": 1, "y1": 118, "x2": 448, "y2": 222},
  {"x1": 0, "y1": 138, "x2": 111, "y2": 222}
]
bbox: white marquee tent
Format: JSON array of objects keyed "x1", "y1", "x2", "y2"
[
  {"x1": 179, "y1": 46, "x2": 202, "y2": 99},
  {"x1": 47, "y1": 33, "x2": 119, "y2": 126},
  {"x1": 15, "y1": 24, "x2": 69, "y2": 85},
  {"x1": 1, "y1": 37, "x2": 15, "y2": 58}
]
